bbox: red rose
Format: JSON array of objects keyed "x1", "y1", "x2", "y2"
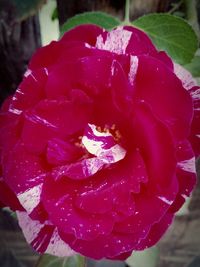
[{"x1": 0, "y1": 25, "x2": 199, "y2": 260}]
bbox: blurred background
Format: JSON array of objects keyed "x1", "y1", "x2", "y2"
[{"x1": 0, "y1": 0, "x2": 200, "y2": 267}]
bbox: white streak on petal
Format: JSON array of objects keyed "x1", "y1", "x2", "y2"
[
  {"x1": 96, "y1": 27, "x2": 132, "y2": 55},
  {"x1": 17, "y1": 184, "x2": 42, "y2": 213},
  {"x1": 17, "y1": 211, "x2": 44, "y2": 244},
  {"x1": 174, "y1": 63, "x2": 197, "y2": 91},
  {"x1": 157, "y1": 196, "x2": 173, "y2": 205},
  {"x1": 44, "y1": 67, "x2": 49, "y2": 76},
  {"x1": 14, "y1": 88, "x2": 25, "y2": 96},
  {"x1": 46, "y1": 228, "x2": 75, "y2": 257},
  {"x1": 84, "y1": 158, "x2": 104, "y2": 176},
  {"x1": 129, "y1": 56, "x2": 138, "y2": 85},
  {"x1": 82, "y1": 124, "x2": 112, "y2": 155},
  {"x1": 99, "y1": 144, "x2": 126, "y2": 163},
  {"x1": 190, "y1": 88, "x2": 200, "y2": 101},
  {"x1": 8, "y1": 107, "x2": 22, "y2": 115},
  {"x1": 24, "y1": 69, "x2": 32, "y2": 77},
  {"x1": 30, "y1": 73, "x2": 38, "y2": 82},
  {"x1": 25, "y1": 114, "x2": 58, "y2": 129},
  {"x1": 17, "y1": 211, "x2": 75, "y2": 257},
  {"x1": 178, "y1": 157, "x2": 196, "y2": 173},
  {"x1": 82, "y1": 135, "x2": 103, "y2": 155},
  {"x1": 82, "y1": 124, "x2": 126, "y2": 163},
  {"x1": 181, "y1": 194, "x2": 188, "y2": 200},
  {"x1": 85, "y1": 43, "x2": 92, "y2": 48}
]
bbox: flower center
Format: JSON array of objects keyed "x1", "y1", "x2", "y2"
[
  {"x1": 81, "y1": 123, "x2": 126, "y2": 164},
  {"x1": 52, "y1": 124, "x2": 126, "y2": 181}
]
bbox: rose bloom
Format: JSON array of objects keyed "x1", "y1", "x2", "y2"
[{"x1": 0, "y1": 24, "x2": 199, "y2": 260}]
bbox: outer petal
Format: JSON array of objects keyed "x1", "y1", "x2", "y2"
[
  {"x1": 173, "y1": 63, "x2": 200, "y2": 155},
  {"x1": 96, "y1": 26, "x2": 155, "y2": 56},
  {"x1": 2, "y1": 142, "x2": 47, "y2": 195},
  {"x1": 132, "y1": 102, "x2": 178, "y2": 197},
  {"x1": 60, "y1": 24, "x2": 105, "y2": 46},
  {"x1": 0, "y1": 112, "x2": 21, "y2": 150},
  {"x1": 95, "y1": 26, "x2": 173, "y2": 69},
  {"x1": 189, "y1": 86, "x2": 200, "y2": 156},
  {"x1": 17, "y1": 211, "x2": 75, "y2": 257},
  {"x1": 59, "y1": 230, "x2": 141, "y2": 260},
  {"x1": 174, "y1": 63, "x2": 197, "y2": 91},
  {"x1": 135, "y1": 212, "x2": 174, "y2": 250},
  {"x1": 8, "y1": 68, "x2": 48, "y2": 114},
  {"x1": 134, "y1": 56, "x2": 193, "y2": 140},
  {"x1": 0, "y1": 177, "x2": 23, "y2": 211},
  {"x1": 170, "y1": 140, "x2": 197, "y2": 213}
]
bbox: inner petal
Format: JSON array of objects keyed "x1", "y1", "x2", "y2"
[
  {"x1": 82, "y1": 123, "x2": 126, "y2": 163},
  {"x1": 52, "y1": 123, "x2": 127, "y2": 181}
]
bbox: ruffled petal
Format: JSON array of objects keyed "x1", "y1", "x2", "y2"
[
  {"x1": 0, "y1": 177, "x2": 24, "y2": 211},
  {"x1": 132, "y1": 102, "x2": 178, "y2": 198},
  {"x1": 59, "y1": 230, "x2": 141, "y2": 260},
  {"x1": 41, "y1": 175, "x2": 115, "y2": 240},
  {"x1": 2, "y1": 142, "x2": 46, "y2": 193},
  {"x1": 135, "y1": 212, "x2": 174, "y2": 250},
  {"x1": 8, "y1": 68, "x2": 47, "y2": 114},
  {"x1": 135, "y1": 56, "x2": 193, "y2": 140},
  {"x1": 61, "y1": 24, "x2": 105, "y2": 46},
  {"x1": 189, "y1": 86, "x2": 200, "y2": 156},
  {"x1": 17, "y1": 211, "x2": 75, "y2": 256}
]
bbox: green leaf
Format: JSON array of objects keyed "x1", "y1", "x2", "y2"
[
  {"x1": 36, "y1": 254, "x2": 85, "y2": 267},
  {"x1": 132, "y1": 14, "x2": 198, "y2": 65},
  {"x1": 126, "y1": 246, "x2": 159, "y2": 267},
  {"x1": 60, "y1": 11, "x2": 120, "y2": 36}
]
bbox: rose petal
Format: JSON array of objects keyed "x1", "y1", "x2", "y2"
[
  {"x1": 174, "y1": 63, "x2": 198, "y2": 90},
  {"x1": 135, "y1": 55, "x2": 193, "y2": 140},
  {"x1": 2, "y1": 142, "x2": 47, "y2": 195},
  {"x1": 135, "y1": 212, "x2": 174, "y2": 250},
  {"x1": 176, "y1": 140, "x2": 196, "y2": 196},
  {"x1": 74, "y1": 149, "x2": 147, "y2": 215},
  {"x1": 0, "y1": 176, "x2": 24, "y2": 211},
  {"x1": 8, "y1": 68, "x2": 47, "y2": 114},
  {"x1": 61, "y1": 24, "x2": 104, "y2": 46},
  {"x1": 17, "y1": 211, "x2": 75, "y2": 257},
  {"x1": 0, "y1": 112, "x2": 21, "y2": 150},
  {"x1": 59, "y1": 230, "x2": 140, "y2": 260},
  {"x1": 132, "y1": 102, "x2": 178, "y2": 198},
  {"x1": 42, "y1": 175, "x2": 115, "y2": 240},
  {"x1": 47, "y1": 138, "x2": 82, "y2": 165},
  {"x1": 189, "y1": 87, "x2": 200, "y2": 156}
]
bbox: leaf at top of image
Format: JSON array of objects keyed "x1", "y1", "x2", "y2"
[
  {"x1": 132, "y1": 13, "x2": 198, "y2": 65},
  {"x1": 60, "y1": 11, "x2": 120, "y2": 37}
]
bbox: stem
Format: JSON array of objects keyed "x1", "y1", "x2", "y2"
[
  {"x1": 124, "y1": 0, "x2": 130, "y2": 23},
  {"x1": 168, "y1": 0, "x2": 184, "y2": 14},
  {"x1": 79, "y1": 255, "x2": 87, "y2": 267},
  {"x1": 184, "y1": 0, "x2": 200, "y2": 39},
  {"x1": 83, "y1": 257, "x2": 87, "y2": 267}
]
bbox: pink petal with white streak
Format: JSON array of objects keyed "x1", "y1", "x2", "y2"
[
  {"x1": 17, "y1": 183, "x2": 43, "y2": 214},
  {"x1": 174, "y1": 63, "x2": 197, "y2": 90},
  {"x1": 96, "y1": 27, "x2": 132, "y2": 55},
  {"x1": 52, "y1": 124, "x2": 126, "y2": 180},
  {"x1": 17, "y1": 211, "x2": 75, "y2": 257}
]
